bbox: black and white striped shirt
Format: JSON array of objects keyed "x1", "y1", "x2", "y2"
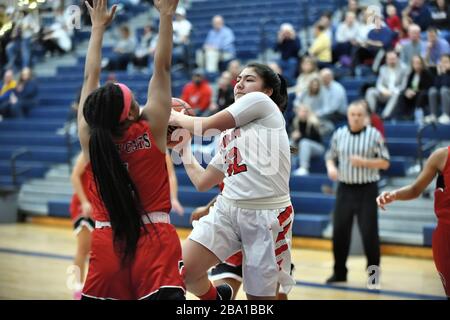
[{"x1": 325, "y1": 125, "x2": 390, "y2": 184}]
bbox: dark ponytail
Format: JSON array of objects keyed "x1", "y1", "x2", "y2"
[
  {"x1": 246, "y1": 62, "x2": 288, "y2": 112},
  {"x1": 83, "y1": 83, "x2": 144, "y2": 265}
]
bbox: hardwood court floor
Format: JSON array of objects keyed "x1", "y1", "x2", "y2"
[{"x1": 0, "y1": 223, "x2": 446, "y2": 300}]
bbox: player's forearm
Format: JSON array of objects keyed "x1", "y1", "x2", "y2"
[
  {"x1": 153, "y1": 13, "x2": 173, "y2": 74},
  {"x1": 83, "y1": 26, "x2": 104, "y2": 82},
  {"x1": 71, "y1": 175, "x2": 89, "y2": 204},
  {"x1": 181, "y1": 146, "x2": 208, "y2": 191},
  {"x1": 390, "y1": 185, "x2": 422, "y2": 201}
]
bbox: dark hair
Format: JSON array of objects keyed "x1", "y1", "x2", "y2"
[
  {"x1": 83, "y1": 83, "x2": 145, "y2": 265},
  {"x1": 246, "y1": 62, "x2": 288, "y2": 113}
]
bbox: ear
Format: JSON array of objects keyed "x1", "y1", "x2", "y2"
[{"x1": 264, "y1": 88, "x2": 273, "y2": 97}]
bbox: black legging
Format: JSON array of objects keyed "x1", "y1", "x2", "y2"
[{"x1": 332, "y1": 182, "x2": 380, "y2": 277}]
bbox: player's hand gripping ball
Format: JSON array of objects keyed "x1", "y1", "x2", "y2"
[{"x1": 167, "y1": 98, "x2": 195, "y2": 149}]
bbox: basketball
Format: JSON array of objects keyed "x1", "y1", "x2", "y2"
[{"x1": 167, "y1": 98, "x2": 195, "y2": 148}]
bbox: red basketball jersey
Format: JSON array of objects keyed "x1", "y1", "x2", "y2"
[
  {"x1": 87, "y1": 120, "x2": 171, "y2": 222},
  {"x1": 435, "y1": 146, "x2": 450, "y2": 225}
]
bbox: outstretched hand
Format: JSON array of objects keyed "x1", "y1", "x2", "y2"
[
  {"x1": 85, "y1": 0, "x2": 117, "y2": 29},
  {"x1": 376, "y1": 191, "x2": 396, "y2": 211},
  {"x1": 153, "y1": 0, "x2": 179, "y2": 15}
]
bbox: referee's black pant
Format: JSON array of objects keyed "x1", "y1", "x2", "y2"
[{"x1": 332, "y1": 182, "x2": 380, "y2": 277}]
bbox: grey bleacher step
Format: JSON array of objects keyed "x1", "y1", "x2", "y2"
[
  {"x1": 20, "y1": 184, "x2": 73, "y2": 196},
  {"x1": 378, "y1": 208, "x2": 436, "y2": 221},
  {"x1": 379, "y1": 219, "x2": 431, "y2": 233},
  {"x1": 26, "y1": 179, "x2": 72, "y2": 188},
  {"x1": 379, "y1": 231, "x2": 423, "y2": 246},
  {"x1": 18, "y1": 203, "x2": 48, "y2": 215}
]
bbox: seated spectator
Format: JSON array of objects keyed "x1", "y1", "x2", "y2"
[
  {"x1": 196, "y1": 15, "x2": 235, "y2": 73},
  {"x1": 365, "y1": 50, "x2": 409, "y2": 118},
  {"x1": 402, "y1": 0, "x2": 432, "y2": 31},
  {"x1": 392, "y1": 55, "x2": 433, "y2": 120},
  {"x1": 209, "y1": 71, "x2": 234, "y2": 114},
  {"x1": 360, "y1": 99, "x2": 385, "y2": 139},
  {"x1": 172, "y1": 7, "x2": 192, "y2": 68},
  {"x1": 318, "y1": 68, "x2": 348, "y2": 123},
  {"x1": 227, "y1": 59, "x2": 241, "y2": 87},
  {"x1": 9, "y1": 67, "x2": 38, "y2": 117},
  {"x1": 333, "y1": 11, "x2": 360, "y2": 66},
  {"x1": 428, "y1": 54, "x2": 450, "y2": 124},
  {"x1": 6, "y1": 8, "x2": 40, "y2": 71},
  {"x1": 0, "y1": 69, "x2": 16, "y2": 119},
  {"x1": 317, "y1": 11, "x2": 333, "y2": 41},
  {"x1": 132, "y1": 25, "x2": 157, "y2": 71},
  {"x1": 397, "y1": 24, "x2": 424, "y2": 67},
  {"x1": 295, "y1": 77, "x2": 324, "y2": 114},
  {"x1": 294, "y1": 56, "x2": 319, "y2": 96},
  {"x1": 429, "y1": 0, "x2": 450, "y2": 32},
  {"x1": 423, "y1": 27, "x2": 450, "y2": 68},
  {"x1": 103, "y1": 25, "x2": 136, "y2": 71},
  {"x1": 308, "y1": 24, "x2": 332, "y2": 67},
  {"x1": 274, "y1": 23, "x2": 301, "y2": 86},
  {"x1": 291, "y1": 104, "x2": 324, "y2": 176},
  {"x1": 386, "y1": 4, "x2": 402, "y2": 34},
  {"x1": 41, "y1": 7, "x2": 73, "y2": 57},
  {"x1": 180, "y1": 69, "x2": 213, "y2": 115}
]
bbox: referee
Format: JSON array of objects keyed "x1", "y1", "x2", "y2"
[{"x1": 325, "y1": 100, "x2": 390, "y2": 284}]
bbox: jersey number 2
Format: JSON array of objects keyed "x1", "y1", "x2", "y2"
[{"x1": 226, "y1": 147, "x2": 247, "y2": 176}]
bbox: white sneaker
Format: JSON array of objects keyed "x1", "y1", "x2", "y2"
[
  {"x1": 293, "y1": 167, "x2": 309, "y2": 176},
  {"x1": 424, "y1": 114, "x2": 436, "y2": 124},
  {"x1": 438, "y1": 113, "x2": 450, "y2": 125}
]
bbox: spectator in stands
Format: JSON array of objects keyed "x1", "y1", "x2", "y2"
[
  {"x1": 360, "y1": 99, "x2": 385, "y2": 139},
  {"x1": 9, "y1": 67, "x2": 38, "y2": 118},
  {"x1": 103, "y1": 25, "x2": 136, "y2": 71},
  {"x1": 423, "y1": 27, "x2": 450, "y2": 68},
  {"x1": 385, "y1": 4, "x2": 402, "y2": 34},
  {"x1": 392, "y1": 55, "x2": 433, "y2": 120},
  {"x1": 429, "y1": 0, "x2": 450, "y2": 32},
  {"x1": 131, "y1": 24, "x2": 157, "y2": 71},
  {"x1": 274, "y1": 23, "x2": 301, "y2": 86},
  {"x1": 318, "y1": 68, "x2": 348, "y2": 123},
  {"x1": 308, "y1": 24, "x2": 332, "y2": 67},
  {"x1": 402, "y1": 0, "x2": 432, "y2": 31},
  {"x1": 0, "y1": 4, "x2": 12, "y2": 74},
  {"x1": 398, "y1": 24, "x2": 424, "y2": 67},
  {"x1": 335, "y1": 0, "x2": 363, "y2": 24},
  {"x1": 180, "y1": 68, "x2": 213, "y2": 115},
  {"x1": 209, "y1": 71, "x2": 234, "y2": 114},
  {"x1": 291, "y1": 104, "x2": 324, "y2": 176},
  {"x1": 295, "y1": 77, "x2": 324, "y2": 115},
  {"x1": 294, "y1": 56, "x2": 319, "y2": 96},
  {"x1": 40, "y1": 7, "x2": 73, "y2": 57},
  {"x1": 172, "y1": 7, "x2": 192, "y2": 68},
  {"x1": 428, "y1": 54, "x2": 450, "y2": 124},
  {"x1": 317, "y1": 11, "x2": 333, "y2": 41},
  {"x1": 0, "y1": 69, "x2": 16, "y2": 119},
  {"x1": 365, "y1": 50, "x2": 408, "y2": 118},
  {"x1": 325, "y1": 100, "x2": 390, "y2": 284},
  {"x1": 334, "y1": 11, "x2": 360, "y2": 66},
  {"x1": 227, "y1": 59, "x2": 241, "y2": 87},
  {"x1": 196, "y1": 15, "x2": 236, "y2": 73},
  {"x1": 6, "y1": 8, "x2": 40, "y2": 71}
]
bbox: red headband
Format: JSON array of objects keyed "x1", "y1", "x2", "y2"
[{"x1": 116, "y1": 83, "x2": 132, "y2": 123}]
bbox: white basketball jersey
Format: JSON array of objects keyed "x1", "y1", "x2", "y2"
[{"x1": 210, "y1": 92, "x2": 291, "y2": 200}]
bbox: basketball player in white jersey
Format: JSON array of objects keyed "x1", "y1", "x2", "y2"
[{"x1": 169, "y1": 63, "x2": 294, "y2": 300}]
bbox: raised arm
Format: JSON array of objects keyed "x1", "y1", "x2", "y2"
[
  {"x1": 141, "y1": 0, "x2": 179, "y2": 151},
  {"x1": 77, "y1": 0, "x2": 117, "y2": 159}
]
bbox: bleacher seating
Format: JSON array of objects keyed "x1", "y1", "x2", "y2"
[{"x1": 1, "y1": 0, "x2": 446, "y2": 247}]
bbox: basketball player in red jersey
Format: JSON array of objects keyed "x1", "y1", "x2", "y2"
[
  {"x1": 69, "y1": 152, "x2": 94, "y2": 300},
  {"x1": 76, "y1": 0, "x2": 184, "y2": 300},
  {"x1": 377, "y1": 147, "x2": 450, "y2": 299}
]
